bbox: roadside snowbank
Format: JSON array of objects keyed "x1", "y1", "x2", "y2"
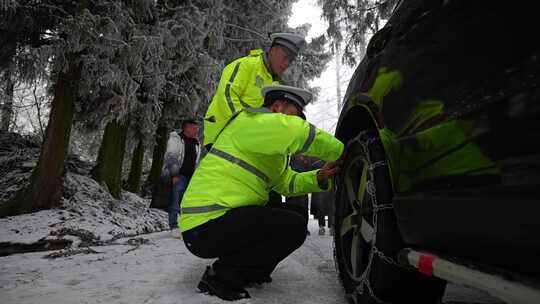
[{"x1": 1, "y1": 172, "x2": 167, "y2": 252}]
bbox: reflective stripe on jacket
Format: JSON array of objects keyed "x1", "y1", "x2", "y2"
[
  {"x1": 179, "y1": 108, "x2": 344, "y2": 232},
  {"x1": 203, "y1": 49, "x2": 279, "y2": 146}
]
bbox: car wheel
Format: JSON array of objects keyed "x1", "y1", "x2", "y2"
[{"x1": 333, "y1": 130, "x2": 446, "y2": 304}]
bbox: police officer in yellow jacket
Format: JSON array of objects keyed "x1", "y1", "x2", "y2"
[
  {"x1": 180, "y1": 85, "x2": 344, "y2": 301},
  {"x1": 203, "y1": 33, "x2": 306, "y2": 148}
]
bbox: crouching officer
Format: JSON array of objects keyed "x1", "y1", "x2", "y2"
[{"x1": 179, "y1": 84, "x2": 344, "y2": 301}]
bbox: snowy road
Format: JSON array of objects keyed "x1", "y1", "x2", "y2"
[{"x1": 0, "y1": 219, "x2": 503, "y2": 304}]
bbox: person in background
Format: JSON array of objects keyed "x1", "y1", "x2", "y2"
[
  {"x1": 160, "y1": 116, "x2": 201, "y2": 238},
  {"x1": 310, "y1": 159, "x2": 335, "y2": 236},
  {"x1": 285, "y1": 153, "x2": 313, "y2": 233},
  {"x1": 311, "y1": 188, "x2": 335, "y2": 236}
]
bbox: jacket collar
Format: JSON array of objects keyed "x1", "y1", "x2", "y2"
[{"x1": 244, "y1": 107, "x2": 272, "y2": 114}]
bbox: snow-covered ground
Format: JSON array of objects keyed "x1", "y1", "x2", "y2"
[
  {"x1": 0, "y1": 218, "x2": 342, "y2": 304},
  {"x1": 1, "y1": 217, "x2": 503, "y2": 304}
]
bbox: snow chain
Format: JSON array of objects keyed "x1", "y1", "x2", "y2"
[{"x1": 350, "y1": 132, "x2": 398, "y2": 304}]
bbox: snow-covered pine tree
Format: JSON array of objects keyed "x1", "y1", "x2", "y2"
[
  {"x1": 216, "y1": 0, "x2": 293, "y2": 61},
  {"x1": 0, "y1": 1, "x2": 95, "y2": 216},
  {"x1": 0, "y1": 0, "x2": 153, "y2": 214},
  {"x1": 318, "y1": 0, "x2": 399, "y2": 66},
  {"x1": 0, "y1": 0, "x2": 57, "y2": 132},
  {"x1": 281, "y1": 26, "x2": 332, "y2": 101},
  {"x1": 89, "y1": 0, "x2": 163, "y2": 198},
  {"x1": 143, "y1": 0, "x2": 225, "y2": 191}
]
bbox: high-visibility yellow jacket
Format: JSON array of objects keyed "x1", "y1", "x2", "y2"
[
  {"x1": 204, "y1": 49, "x2": 279, "y2": 146},
  {"x1": 180, "y1": 108, "x2": 344, "y2": 232}
]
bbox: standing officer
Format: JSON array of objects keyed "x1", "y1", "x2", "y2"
[
  {"x1": 203, "y1": 33, "x2": 307, "y2": 148},
  {"x1": 180, "y1": 85, "x2": 344, "y2": 301}
]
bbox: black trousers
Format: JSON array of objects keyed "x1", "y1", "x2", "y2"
[
  {"x1": 182, "y1": 204, "x2": 308, "y2": 288},
  {"x1": 285, "y1": 195, "x2": 309, "y2": 224}
]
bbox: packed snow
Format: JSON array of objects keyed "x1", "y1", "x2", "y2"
[
  {"x1": 0, "y1": 216, "x2": 343, "y2": 304},
  {"x1": 1, "y1": 213, "x2": 502, "y2": 304}
]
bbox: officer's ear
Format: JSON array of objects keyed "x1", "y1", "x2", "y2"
[{"x1": 269, "y1": 99, "x2": 286, "y2": 113}]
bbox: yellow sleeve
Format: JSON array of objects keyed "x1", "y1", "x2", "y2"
[
  {"x1": 273, "y1": 167, "x2": 332, "y2": 197},
  {"x1": 234, "y1": 113, "x2": 344, "y2": 161}
]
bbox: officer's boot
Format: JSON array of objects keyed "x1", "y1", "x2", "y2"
[{"x1": 197, "y1": 266, "x2": 250, "y2": 301}]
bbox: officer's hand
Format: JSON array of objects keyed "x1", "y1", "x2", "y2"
[
  {"x1": 172, "y1": 176, "x2": 180, "y2": 185},
  {"x1": 317, "y1": 160, "x2": 340, "y2": 183}
]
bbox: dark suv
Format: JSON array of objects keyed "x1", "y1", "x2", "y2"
[{"x1": 332, "y1": 1, "x2": 540, "y2": 303}]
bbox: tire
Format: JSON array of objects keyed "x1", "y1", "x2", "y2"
[{"x1": 333, "y1": 130, "x2": 446, "y2": 304}]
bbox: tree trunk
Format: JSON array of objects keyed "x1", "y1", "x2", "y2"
[
  {"x1": 0, "y1": 57, "x2": 81, "y2": 217},
  {"x1": 1, "y1": 65, "x2": 14, "y2": 132},
  {"x1": 146, "y1": 124, "x2": 167, "y2": 188},
  {"x1": 91, "y1": 117, "x2": 130, "y2": 199},
  {"x1": 76, "y1": 0, "x2": 124, "y2": 199},
  {"x1": 127, "y1": 139, "x2": 144, "y2": 193}
]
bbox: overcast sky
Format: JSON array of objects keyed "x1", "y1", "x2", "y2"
[{"x1": 289, "y1": 0, "x2": 356, "y2": 134}]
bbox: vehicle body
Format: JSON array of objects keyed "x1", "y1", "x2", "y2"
[{"x1": 332, "y1": 1, "x2": 540, "y2": 303}]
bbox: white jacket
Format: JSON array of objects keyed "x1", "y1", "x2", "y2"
[{"x1": 161, "y1": 130, "x2": 201, "y2": 180}]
